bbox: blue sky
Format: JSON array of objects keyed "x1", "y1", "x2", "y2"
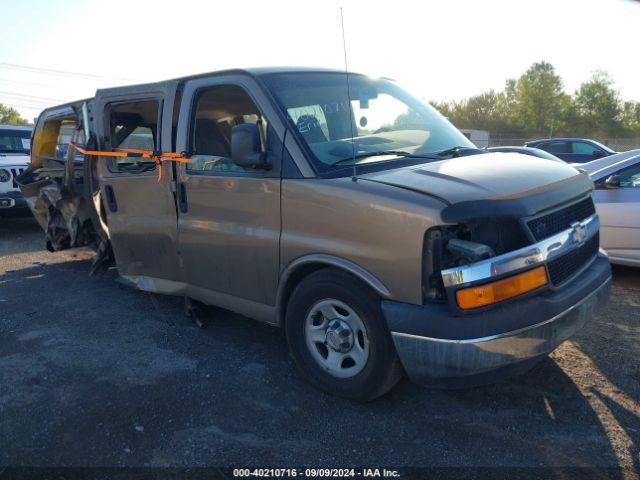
[{"x1": 1, "y1": 0, "x2": 639, "y2": 121}]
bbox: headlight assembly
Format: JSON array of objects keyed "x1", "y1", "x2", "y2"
[{"x1": 0, "y1": 169, "x2": 11, "y2": 183}]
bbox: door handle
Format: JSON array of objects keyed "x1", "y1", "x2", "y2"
[
  {"x1": 178, "y1": 182, "x2": 188, "y2": 213},
  {"x1": 104, "y1": 185, "x2": 118, "y2": 212}
]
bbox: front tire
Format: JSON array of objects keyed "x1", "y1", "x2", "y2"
[{"x1": 285, "y1": 269, "x2": 403, "y2": 401}]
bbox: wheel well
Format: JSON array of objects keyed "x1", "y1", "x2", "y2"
[{"x1": 277, "y1": 262, "x2": 379, "y2": 326}]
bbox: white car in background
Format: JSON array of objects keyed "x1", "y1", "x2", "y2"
[
  {"x1": 581, "y1": 150, "x2": 640, "y2": 267},
  {"x1": 0, "y1": 124, "x2": 32, "y2": 217}
]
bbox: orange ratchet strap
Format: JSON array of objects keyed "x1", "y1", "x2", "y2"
[{"x1": 68, "y1": 141, "x2": 190, "y2": 182}]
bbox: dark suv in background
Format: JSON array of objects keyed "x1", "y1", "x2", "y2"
[{"x1": 526, "y1": 138, "x2": 616, "y2": 163}]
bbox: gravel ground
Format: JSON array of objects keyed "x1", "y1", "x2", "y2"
[{"x1": 0, "y1": 217, "x2": 638, "y2": 476}]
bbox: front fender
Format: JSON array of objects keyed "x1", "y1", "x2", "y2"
[{"x1": 276, "y1": 254, "x2": 391, "y2": 326}]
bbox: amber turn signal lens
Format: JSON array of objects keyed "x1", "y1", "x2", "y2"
[{"x1": 456, "y1": 266, "x2": 548, "y2": 310}]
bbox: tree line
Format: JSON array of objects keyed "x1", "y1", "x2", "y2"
[
  {"x1": 3, "y1": 61, "x2": 640, "y2": 139},
  {"x1": 0, "y1": 104, "x2": 30, "y2": 125},
  {"x1": 430, "y1": 61, "x2": 640, "y2": 139}
]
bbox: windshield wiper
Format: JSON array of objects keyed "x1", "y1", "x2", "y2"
[
  {"x1": 328, "y1": 150, "x2": 413, "y2": 166},
  {"x1": 329, "y1": 150, "x2": 442, "y2": 166},
  {"x1": 432, "y1": 146, "x2": 483, "y2": 158}
]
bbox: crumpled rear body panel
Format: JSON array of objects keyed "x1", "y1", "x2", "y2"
[{"x1": 19, "y1": 172, "x2": 93, "y2": 251}]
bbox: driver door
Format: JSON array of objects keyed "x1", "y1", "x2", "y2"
[{"x1": 174, "y1": 75, "x2": 284, "y2": 315}]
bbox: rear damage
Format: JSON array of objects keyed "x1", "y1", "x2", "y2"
[{"x1": 17, "y1": 101, "x2": 111, "y2": 269}]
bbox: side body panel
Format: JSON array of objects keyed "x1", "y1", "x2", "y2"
[
  {"x1": 176, "y1": 175, "x2": 281, "y2": 305},
  {"x1": 280, "y1": 177, "x2": 446, "y2": 305}
]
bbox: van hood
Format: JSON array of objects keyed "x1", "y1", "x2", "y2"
[
  {"x1": 359, "y1": 152, "x2": 594, "y2": 222},
  {"x1": 0, "y1": 153, "x2": 30, "y2": 166}
]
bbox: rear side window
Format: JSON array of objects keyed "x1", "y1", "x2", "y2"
[
  {"x1": 0, "y1": 128, "x2": 30, "y2": 154},
  {"x1": 108, "y1": 100, "x2": 159, "y2": 173},
  {"x1": 544, "y1": 142, "x2": 570, "y2": 154}
]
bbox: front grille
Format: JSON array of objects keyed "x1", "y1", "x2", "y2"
[
  {"x1": 547, "y1": 233, "x2": 599, "y2": 286},
  {"x1": 10, "y1": 168, "x2": 24, "y2": 189},
  {"x1": 527, "y1": 197, "x2": 596, "y2": 241}
]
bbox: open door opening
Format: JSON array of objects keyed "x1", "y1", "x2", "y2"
[{"x1": 17, "y1": 103, "x2": 101, "y2": 253}]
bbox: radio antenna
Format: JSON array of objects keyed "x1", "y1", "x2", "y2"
[{"x1": 340, "y1": 7, "x2": 357, "y2": 181}]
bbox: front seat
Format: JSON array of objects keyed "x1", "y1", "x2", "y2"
[
  {"x1": 194, "y1": 119, "x2": 231, "y2": 157},
  {"x1": 296, "y1": 115, "x2": 327, "y2": 144}
]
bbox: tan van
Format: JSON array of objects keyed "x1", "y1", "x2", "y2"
[{"x1": 19, "y1": 68, "x2": 611, "y2": 400}]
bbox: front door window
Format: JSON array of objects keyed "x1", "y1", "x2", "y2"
[
  {"x1": 187, "y1": 85, "x2": 268, "y2": 174},
  {"x1": 617, "y1": 163, "x2": 640, "y2": 188}
]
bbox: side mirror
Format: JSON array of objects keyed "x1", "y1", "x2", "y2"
[
  {"x1": 604, "y1": 174, "x2": 620, "y2": 189},
  {"x1": 231, "y1": 124, "x2": 269, "y2": 169},
  {"x1": 592, "y1": 150, "x2": 605, "y2": 159}
]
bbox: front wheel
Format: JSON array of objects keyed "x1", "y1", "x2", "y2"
[{"x1": 285, "y1": 269, "x2": 403, "y2": 401}]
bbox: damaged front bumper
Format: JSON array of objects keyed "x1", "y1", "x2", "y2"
[
  {"x1": 383, "y1": 253, "x2": 611, "y2": 388},
  {"x1": 0, "y1": 190, "x2": 30, "y2": 216}
]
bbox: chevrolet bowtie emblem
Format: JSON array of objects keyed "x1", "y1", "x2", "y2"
[{"x1": 570, "y1": 221, "x2": 587, "y2": 246}]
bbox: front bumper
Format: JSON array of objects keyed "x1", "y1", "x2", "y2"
[
  {"x1": 0, "y1": 190, "x2": 29, "y2": 216},
  {"x1": 383, "y1": 254, "x2": 611, "y2": 387}
]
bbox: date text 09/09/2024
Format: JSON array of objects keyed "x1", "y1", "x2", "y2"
[{"x1": 232, "y1": 468, "x2": 401, "y2": 478}]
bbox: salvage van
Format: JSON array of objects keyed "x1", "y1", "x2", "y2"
[{"x1": 19, "y1": 68, "x2": 611, "y2": 400}]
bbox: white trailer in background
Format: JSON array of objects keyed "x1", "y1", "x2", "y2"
[{"x1": 460, "y1": 129, "x2": 489, "y2": 148}]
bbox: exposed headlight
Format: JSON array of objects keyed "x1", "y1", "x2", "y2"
[{"x1": 0, "y1": 169, "x2": 11, "y2": 183}]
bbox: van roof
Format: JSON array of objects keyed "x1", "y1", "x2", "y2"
[
  {"x1": 43, "y1": 67, "x2": 361, "y2": 112},
  {"x1": 38, "y1": 67, "x2": 363, "y2": 118},
  {"x1": 0, "y1": 124, "x2": 33, "y2": 130},
  {"x1": 95, "y1": 66, "x2": 353, "y2": 95}
]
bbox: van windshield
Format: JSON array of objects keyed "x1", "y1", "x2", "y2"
[
  {"x1": 0, "y1": 128, "x2": 31, "y2": 154},
  {"x1": 261, "y1": 72, "x2": 474, "y2": 173}
]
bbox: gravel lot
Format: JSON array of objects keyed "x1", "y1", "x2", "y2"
[{"x1": 1, "y1": 217, "x2": 638, "y2": 476}]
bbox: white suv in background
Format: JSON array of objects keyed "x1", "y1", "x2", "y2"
[{"x1": 0, "y1": 124, "x2": 32, "y2": 217}]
